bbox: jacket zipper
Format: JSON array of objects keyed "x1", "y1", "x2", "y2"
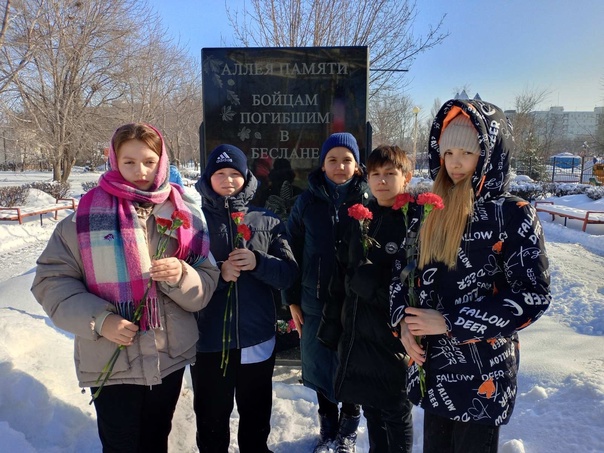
[{"x1": 316, "y1": 257, "x2": 321, "y2": 299}]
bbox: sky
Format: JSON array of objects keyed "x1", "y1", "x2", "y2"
[
  {"x1": 0, "y1": 169, "x2": 603, "y2": 452},
  {"x1": 146, "y1": 0, "x2": 604, "y2": 118}
]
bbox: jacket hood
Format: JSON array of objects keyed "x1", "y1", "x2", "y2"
[
  {"x1": 429, "y1": 99, "x2": 515, "y2": 202},
  {"x1": 196, "y1": 169, "x2": 258, "y2": 212}
]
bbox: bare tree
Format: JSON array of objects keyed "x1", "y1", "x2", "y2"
[
  {"x1": 226, "y1": 0, "x2": 447, "y2": 97},
  {"x1": 111, "y1": 16, "x2": 203, "y2": 169},
  {"x1": 0, "y1": 0, "x2": 11, "y2": 48},
  {"x1": 2, "y1": 0, "x2": 150, "y2": 182},
  {"x1": 0, "y1": 0, "x2": 42, "y2": 93},
  {"x1": 595, "y1": 114, "x2": 604, "y2": 157},
  {"x1": 161, "y1": 74, "x2": 203, "y2": 167},
  {"x1": 368, "y1": 90, "x2": 413, "y2": 147},
  {"x1": 594, "y1": 75, "x2": 604, "y2": 156},
  {"x1": 509, "y1": 87, "x2": 554, "y2": 180}
]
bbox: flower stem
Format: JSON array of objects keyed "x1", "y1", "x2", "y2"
[
  {"x1": 89, "y1": 344, "x2": 124, "y2": 404},
  {"x1": 90, "y1": 221, "x2": 182, "y2": 403},
  {"x1": 221, "y1": 283, "x2": 234, "y2": 376}
]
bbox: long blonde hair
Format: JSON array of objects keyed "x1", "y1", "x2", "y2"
[{"x1": 418, "y1": 167, "x2": 474, "y2": 270}]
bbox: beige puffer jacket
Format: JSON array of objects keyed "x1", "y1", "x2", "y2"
[{"x1": 31, "y1": 202, "x2": 219, "y2": 388}]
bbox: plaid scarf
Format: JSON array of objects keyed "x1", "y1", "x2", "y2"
[{"x1": 76, "y1": 125, "x2": 209, "y2": 331}]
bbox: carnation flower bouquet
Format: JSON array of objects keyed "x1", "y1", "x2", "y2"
[
  {"x1": 221, "y1": 211, "x2": 252, "y2": 375},
  {"x1": 392, "y1": 192, "x2": 444, "y2": 396},
  {"x1": 90, "y1": 210, "x2": 190, "y2": 403},
  {"x1": 347, "y1": 203, "x2": 380, "y2": 255}
]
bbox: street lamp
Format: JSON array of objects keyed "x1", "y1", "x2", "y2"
[
  {"x1": 412, "y1": 106, "x2": 420, "y2": 173},
  {"x1": 580, "y1": 141, "x2": 589, "y2": 183}
]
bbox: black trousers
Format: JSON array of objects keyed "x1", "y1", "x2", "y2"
[
  {"x1": 91, "y1": 367, "x2": 185, "y2": 453},
  {"x1": 317, "y1": 391, "x2": 360, "y2": 419},
  {"x1": 190, "y1": 349, "x2": 276, "y2": 453},
  {"x1": 423, "y1": 410, "x2": 500, "y2": 453},
  {"x1": 364, "y1": 397, "x2": 414, "y2": 453}
]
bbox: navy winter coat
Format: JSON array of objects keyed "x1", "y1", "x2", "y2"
[
  {"x1": 284, "y1": 168, "x2": 369, "y2": 401},
  {"x1": 284, "y1": 169, "x2": 369, "y2": 315},
  {"x1": 195, "y1": 172, "x2": 298, "y2": 352},
  {"x1": 390, "y1": 99, "x2": 551, "y2": 426}
]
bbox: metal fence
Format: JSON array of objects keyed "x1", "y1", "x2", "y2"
[{"x1": 512, "y1": 157, "x2": 603, "y2": 184}]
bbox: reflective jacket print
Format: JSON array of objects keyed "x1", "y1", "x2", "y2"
[{"x1": 390, "y1": 99, "x2": 551, "y2": 426}]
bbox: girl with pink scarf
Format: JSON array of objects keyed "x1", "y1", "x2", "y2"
[{"x1": 32, "y1": 123, "x2": 219, "y2": 452}]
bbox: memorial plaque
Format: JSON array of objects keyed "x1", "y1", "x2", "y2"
[{"x1": 201, "y1": 46, "x2": 369, "y2": 193}]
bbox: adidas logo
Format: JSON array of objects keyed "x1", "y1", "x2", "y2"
[{"x1": 215, "y1": 152, "x2": 232, "y2": 164}]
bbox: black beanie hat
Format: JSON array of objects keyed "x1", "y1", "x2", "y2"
[{"x1": 204, "y1": 144, "x2": 248, "y2": 181}]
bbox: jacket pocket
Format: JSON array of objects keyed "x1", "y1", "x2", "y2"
[
  {"x1": 76, "y1": 336, "x2": 131, "y2": 374},
  {"x1": 163, "y1": 300, "x2": 198, "y2": 358}
]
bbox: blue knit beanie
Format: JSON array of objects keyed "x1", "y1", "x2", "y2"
[
  {"x1": 320, "y1": 132, "x2": 360, "y2": 165},
  {"x1": 204, "y1": 144, "x2": 248, "y2": 181}
]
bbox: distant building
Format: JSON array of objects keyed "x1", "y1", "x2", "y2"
[{"x1": 505, "y1": 106, "x2": 604, "y2": 141}]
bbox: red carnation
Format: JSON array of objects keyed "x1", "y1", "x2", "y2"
[
  {"x1": 348, "y1": 203, "x2": 379, "y2": 254},
  {"x1": 171, "y1": 210, "x2": 191, "y2": 229},
  {"x1": 222, "y1": 211, "x2": 252, "y2": 374},
  {"x1": 348, "y1": 203, "x2": 373, "y2": 221},
  {"x1": 392, "y1": 193, "x2": 415, "y2": 211},
  {"x1": 237, "y1": 223, "x2": 252, "y2": 242},
  {"x1": 417, "y1": 193, "x2": 444, "y2": 210},
  {"x1": 231, "y1": 212, "x2": 245, "y2": 224},
  {"x1": 156, "y1": 217, "x2": 172, "y2": 230}
]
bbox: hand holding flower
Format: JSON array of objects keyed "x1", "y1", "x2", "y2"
[
  {"x1": 100, "y1": 314, "x2": 139, "y2": 347},
  {"x1": 221, "y1": 212, "x2": 253, "y2": 374},
  {"x1": 220, "y1": 259, "x2": 241, "y2": 282},
  {"x1": 149, "y1": 257, "x2": 183, "y2": 285},
  {"x1": 397, "y1": 320, "x2": 425, "y2": 366},
  {"x1": 289, "y1": 304, "x2": 304, "y2": 338},
  {"x1": 391, "y1": 191, "x2": 445, "y2": 397},
  {"x1": 404, "y1": 307, "x2": 448, "y2": 337},
  {"x1": 90, "y1": 210, "x2": 190, "y2": 403},
  {"x1": 227, "y1": 248, "x2": 257, "y2": 271}
]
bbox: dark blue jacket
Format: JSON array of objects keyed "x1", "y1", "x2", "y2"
[
  {"x1": 195, "y1": 172, "x2": 298, "y2": 352},
  {"x1": 390, "y1": 99, "x2": 551, "y2": 426},
  {"x1": 284, "y1": 168, "x2": 369, "y2": 401},
  {"x1": 284, "y1": 168, "x2": 370, "y2": 316}
]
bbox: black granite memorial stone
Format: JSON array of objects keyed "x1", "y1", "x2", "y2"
[{"x1": 201, "y1": 46, "x2": 369, "y2": 194}]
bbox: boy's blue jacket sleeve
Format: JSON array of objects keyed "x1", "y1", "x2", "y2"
[{"x1": 250, "y1": 221, "x2": 298, "y2": 290}]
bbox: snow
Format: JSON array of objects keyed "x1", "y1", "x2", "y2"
[{"x1": 1, "y1": 169, "x2": 603, "y2": 452}]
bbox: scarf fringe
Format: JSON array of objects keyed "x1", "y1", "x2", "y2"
[{"x1": 115, "y1": 298, "x2": 162, "y2": 331}]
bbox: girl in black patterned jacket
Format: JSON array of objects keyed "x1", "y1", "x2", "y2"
[{"x1": 390, "y1": 99, "x2": 551, "y2": 453}]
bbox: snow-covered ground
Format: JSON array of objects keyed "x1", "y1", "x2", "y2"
[{"x1": 0, "y1": 169, "x2": 603, "y2": 452}]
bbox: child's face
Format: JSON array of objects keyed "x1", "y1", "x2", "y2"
[
  {"x1": 443, "y1": 148, "x2": 479, "y2": 184},
  {"x1": 322, "y1": 147, "x2": 357, "y2": 184},
  {"x1": 117, "y1": 139, "x2": 160, "y2": 191},
  {"x1": 210, "y1": 168, "x2": 245, "y2": 196},
  {"x1": 368, "y1": 164, "x2": 410, "y2": 207}
]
